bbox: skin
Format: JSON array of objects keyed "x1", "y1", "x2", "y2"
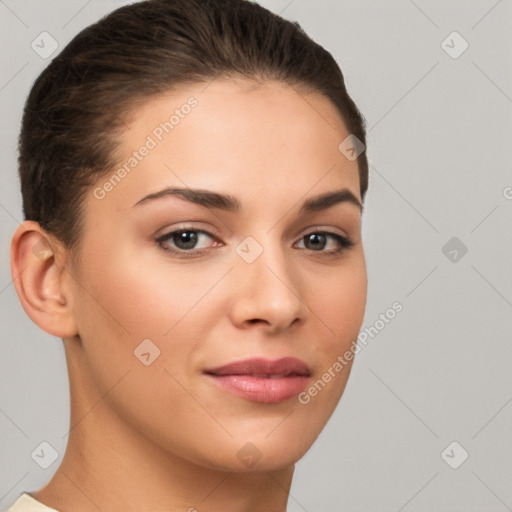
[{"x1": 11, "y1": 77, "x2": 367, "y2": 512}]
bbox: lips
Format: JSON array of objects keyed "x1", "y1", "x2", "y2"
[{"x1": 204, "y1": 357, "x2": 311, "y2": 403}]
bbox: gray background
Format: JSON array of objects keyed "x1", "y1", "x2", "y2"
[{"x1": 1, "y1": 0, "x2": 511, "y2": 510}]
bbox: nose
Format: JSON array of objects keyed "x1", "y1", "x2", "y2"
[{"x1": 228, "y1": 238, "x2": 308, "y2": 334}]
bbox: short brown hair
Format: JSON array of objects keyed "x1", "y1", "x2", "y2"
[{"x1": 18, "y1": 0, "x2": 369, "y2": 250}]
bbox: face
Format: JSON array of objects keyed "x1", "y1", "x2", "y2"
[{"x1": 66, "y1": 78, "x2": 367, "y2": 471}]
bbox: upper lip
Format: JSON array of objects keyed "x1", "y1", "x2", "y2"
[{"x1": 204, "y1": 357, "x2": 311, "y2": 377}]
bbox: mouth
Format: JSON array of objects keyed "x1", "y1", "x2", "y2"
[{"x1": 204, "y1": 357, "x2": 311, "y2": 403}]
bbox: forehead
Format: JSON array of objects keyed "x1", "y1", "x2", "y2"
[{"x1": 90, "y1": 78, "x2": 361, "y2": 214}]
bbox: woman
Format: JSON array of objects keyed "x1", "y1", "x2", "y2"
[{"x1": 8, "y1": 0, "x2": 369, "y2": 510}]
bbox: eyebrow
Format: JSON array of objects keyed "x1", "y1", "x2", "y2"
[{"x1": 133, "y1": 186, "x2": 363, "y2": 213}]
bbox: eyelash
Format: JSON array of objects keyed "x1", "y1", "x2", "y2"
[{"x1": 155, "y1": 227, "x2": 354, "y2": 259}]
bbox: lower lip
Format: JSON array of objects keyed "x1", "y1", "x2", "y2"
[{"x1": 205, "y1": 374, "x2": 309, "y2": 403}]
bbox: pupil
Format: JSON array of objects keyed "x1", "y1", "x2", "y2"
[
  {"x1": 175, "y1": 231, "x2": 197, "y2": 249},
  {"x1": 307, "y1": 233, "x2": 326, "y2": 250}
]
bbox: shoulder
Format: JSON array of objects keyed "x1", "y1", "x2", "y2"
[{"x1": 7, "y1": 493, "x2": 60, "y2": 512}]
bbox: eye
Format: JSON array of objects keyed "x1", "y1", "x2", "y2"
[
  {"x1": 295, "y1": 231, "x2": 353, "y2": 255},
  {"x1": 156, "y1": 227, "x2": 353, "y2": 259},
  {"x1": 156, "y1": 228, "x2": 220, "y2": 258}
]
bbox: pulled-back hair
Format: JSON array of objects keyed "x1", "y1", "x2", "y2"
[{"x1": 18, "y1": 0, "x2": 369, "y2": 250}]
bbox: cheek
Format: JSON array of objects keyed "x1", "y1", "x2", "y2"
[
  {"x1": 74, "y1": 240, "x2": 203, "y2": 339},
  {"x1": 301, "y1": 268, "x2": 366, "y2": 420},
  {"x1": 300, "y1": 256, "x2": 366, "y2": 418},
  {"x1": 68, "y1": 242, "x2": 208, "y2": 424},
  {"x1": 314, "y1": 256, "x2": 367, "y2": 348},
  {"x1": 70, "y1": 238, "x2": 228, "y2": 390}
]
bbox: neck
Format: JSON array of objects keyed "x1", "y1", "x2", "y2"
[{"x1": 32, "y1": 347, "x2": 294, "y2": 512}]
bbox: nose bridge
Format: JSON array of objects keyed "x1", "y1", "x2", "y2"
[{"x1": 229, "y1": 231, "x2": 306, "y2": 330}]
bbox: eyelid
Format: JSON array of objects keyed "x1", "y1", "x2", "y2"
[
  {"x1": 155, "y1": 222, "x2": 349, "y2": 242},
  {"x1": 154, "y1": 221, "x2": 221, "y2": 240},
  {"x1": 155, "y1": 227, "x2": 221, "y2": 252},
  {"x1": 155, "y1": 224, "x2": 353, "y2": 258},
  {"x1": 302, "y1": 224, "x2": 349, "y2": 239},
  {"x1": 295, "y1": 230, "x2": 354, "y2": 253}
]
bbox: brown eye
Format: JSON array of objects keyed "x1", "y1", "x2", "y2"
[
  {"x1": 297, "y1": 231, "x2": 353, "y2": 254},
  {"x1": 167, "y1": 230, "x2": 199, "y2": 250},
  {"x1": 156, "y1": 228, "x2": 219, "y2": 257},
  {"x1": 303, "y1": 233, "x2": 327, "y2": 251}
]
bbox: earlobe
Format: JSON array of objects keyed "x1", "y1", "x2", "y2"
[{"x1": 10, "y1": 221, "x2": 78, "y2": 338}]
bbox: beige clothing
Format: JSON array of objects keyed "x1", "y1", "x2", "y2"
[{"x1": 7, "y1": 493, "x2": 59, "y2": 512}]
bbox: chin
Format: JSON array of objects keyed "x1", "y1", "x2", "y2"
[{"x1": 188, "y1": 428, "x2": 318, "y2": 473}]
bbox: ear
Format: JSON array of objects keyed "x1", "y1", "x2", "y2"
[{"x1": 10, "y1": 221, "x2": 78, "y2": 338}]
